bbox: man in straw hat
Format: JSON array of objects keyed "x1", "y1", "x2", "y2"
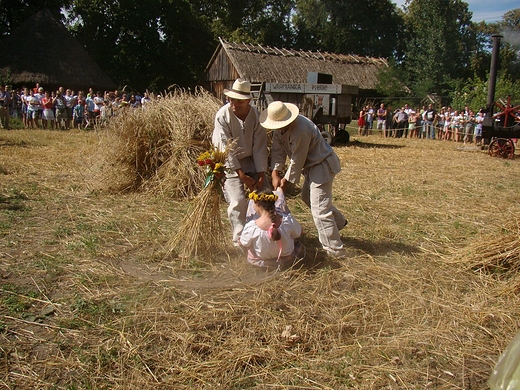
[
  {"x1": 260, "y1": 101, "x2": 347, "y2": 258},
  {"x1": 212, "y1": 79, "x2": 268, "y2": 246}
]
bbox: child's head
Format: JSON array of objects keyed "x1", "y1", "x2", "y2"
[{"x1": 249, "y1": 189, "x2": 281, "y2": 241}]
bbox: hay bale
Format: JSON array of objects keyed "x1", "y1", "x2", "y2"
[{"x1": 86, "y1": 88, "x2": 222, "y2": 198}]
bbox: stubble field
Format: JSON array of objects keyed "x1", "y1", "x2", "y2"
[{"x1": 1, "y1": 122, "x2": 519, "y2": 389}]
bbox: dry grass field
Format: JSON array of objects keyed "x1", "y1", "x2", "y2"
[{"x1": 1, "y1": 95, "x2": 520, "y2": 389}]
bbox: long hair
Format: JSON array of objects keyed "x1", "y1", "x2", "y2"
[{"x1": 251, "y1": 189, "x2": 281, "y2": 241}]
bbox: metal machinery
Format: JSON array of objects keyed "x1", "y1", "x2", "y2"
[
  {"x1": 482, "y1": 34, "x2": 520, "y2": 158},
  {"x1": 260, "y1": 73, "x2": 358, "y2": 144}
]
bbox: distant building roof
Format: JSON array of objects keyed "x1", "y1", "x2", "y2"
[
  {"x1": 205, "y1": 37, "x2": 388, "y2": 91},
  {"x1": 0, "y1": 9, "x2": 117, "y2": 91}
]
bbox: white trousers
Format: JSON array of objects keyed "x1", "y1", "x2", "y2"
[{"x1": 301, "y1": 173, "x2": 345, "y2": 253}]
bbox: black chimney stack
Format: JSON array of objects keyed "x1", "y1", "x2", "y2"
[{"x1": 486, "y1": 34, "x2": 503, "y2": 113}]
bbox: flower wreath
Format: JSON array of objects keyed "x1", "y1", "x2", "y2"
[{"x1": 248, "y1": 191, "x2": 278, "y2": 202}]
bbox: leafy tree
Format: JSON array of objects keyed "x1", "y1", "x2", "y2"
[
  {"x1": 292, "y1": 0, "x2": 405, "y2": 58},
  {"x1": 64, "y1": 0, "x2": 214, "y2": 91},
  {"x1": 451, "y1": 9, "x2": 520, "y2": 111},
  {"x1": 399, "y1": 0, "x2": 476, "y2": 94},
  {"x1": 0, "y1": 0, "x2": 69, "y2": 39},
  {"x1": 191, "y1": 0, "x2": 295, "y2": 47}
]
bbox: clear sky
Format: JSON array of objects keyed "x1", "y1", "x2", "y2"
[{"x1": 392, "y1": 0, "x2": 518, "y2": 23}]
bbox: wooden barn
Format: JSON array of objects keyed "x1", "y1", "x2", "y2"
[
  {"x1": 0, "y1": 9, "x2": 117, "y2": 93},
  {"x1": 204, "y1": 37, "x2": 388, "y2": 123}
]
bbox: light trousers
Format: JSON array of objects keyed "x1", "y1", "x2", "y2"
[{"x1": 301, "y1": 174, "x2": 345, "y2": 253}]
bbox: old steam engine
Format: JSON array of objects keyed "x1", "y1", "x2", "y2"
[{"x1": 483, "y1": 34, "x2": 520, "y2": 158}]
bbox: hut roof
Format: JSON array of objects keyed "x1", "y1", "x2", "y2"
[
  {"x1": 206, "y1": 38, "x2": 388, "y2": 90},
  {"x1": 0, "y1": 9, "x2": 117, "y2": 92}
]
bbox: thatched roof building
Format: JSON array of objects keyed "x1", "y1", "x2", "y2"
[
  {"x1": 0, "y1": 9, "x2": 117, "y2": 92},
  {"x1": 204, "y1": 37, "x2": 388, "y2": 102}
]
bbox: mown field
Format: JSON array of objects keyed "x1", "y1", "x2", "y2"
[{"x1": 1, "y1": 117, "x2": 520, "y2": 389}]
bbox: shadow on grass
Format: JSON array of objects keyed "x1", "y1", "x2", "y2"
[
  {"x1": 295, "y1": 234, "x2": 421, "y2": 272},
  {"x1": 335, "y1": 139, "x2": 406, "y2": 149},
  {"x1": 342, "y1": 236, "x2": 421, "y2": 257}
]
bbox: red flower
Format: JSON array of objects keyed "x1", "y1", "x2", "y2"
[
  {"x1": 205, "y1": 159, "x2": 212, "y2": 165},
  {"x1": 197, "y1": 160, "x2": 205, "y2": 166}
]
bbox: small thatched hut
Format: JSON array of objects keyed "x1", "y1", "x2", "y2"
[
  {"x1": 204, "y1": 37, "x2": 388, "y2": 103},
  {"x1": 0, "y1": 9, "x2": 117, "y2": 92}
]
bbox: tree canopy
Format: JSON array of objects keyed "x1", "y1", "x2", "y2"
[{"x1": 0, "y1": 0, "x2": 518, "y2": 105}]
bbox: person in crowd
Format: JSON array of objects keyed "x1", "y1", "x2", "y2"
[
  {"x1": 423, "y1": 103, "x2": 437, "y2": 139},
  {"x1": 92, "y1": 91, "x2": 103, "y2": 125},
  {"x1": 357, "y1": 106, "x2": 366, "y2": 136},
  {"x1": 403, "y1": 104, "x2": 413, "y2": 138},
  {"x1": 9, "y1": 88, "x2": 22, "y2": 120},
  {"x1": 129, "y1": 94, "x2": 140, "y2": 109},
  {"x1": 35, "y1": 87, "x2": 45, "y2": 124},
  {"x1": 21, "y1": 87, "x2": 30, "y2": 128},
  {"x1": 385, "y1": 105, "x2": 393, "y2": 138},
  {"x1": 239, "y1": 188, "x2": 304, "y2": 270},
  {"x1": 99, "y1": 100, "x2": 110, "y2": 126},
  {"x1": 443, "y1": 107, "x2": 453, "y2": 141},
  {"x1": 212, "y1": 79, "x2": 269, "y2": 246},
  {"x1": 464, "y1": 109, "x2": 475, "y2": 144},
  {"x1": 261, "y1": 100, "x2": 348, "y2": 258},
  {"x1": 452, "y1": 110, "x2": 463, "y2": 142},
  {"x1": 54, "y1": 90, "x2": 67, "y2": 130},
  {"x1": 376, "y1": 103, "x2": 387, "y2": 138},
  {"x1": 0, "y1": 85, "x2": 11, "y2": 129},
  {"x1": 474, "y1": 110, "x2": 484, "y2": 145},
  {"x1": 365, "y1": 105, "x2": 374, "y2": 135},
  {"x1": 84, "y1": 93, "x2": 95, "y2": 128},
  {"x1": 41, "y1": 91, "x2": 56, "y2": 129},
  {"x1": 26, "y1": 89, "x2": 41, "y2": 129},
  {"x1": 141, "y1": 91, "x2": 151, "y2": 108},
  {"x1": 64, "y1": 89, "x2": 76, "y2": 130},
  {"x1": 436, "y1": 107, "x2": 446, "y2": 140},
  {"x1": 408, "y1": 109, "x2": 417, "y2": 138},
  {"x1": 76, "y1": 90, "x2": 85, "y2": 106},
  {"x1": 73, "y1": 99, "x2": 85, "y2": 129},
  {"x1": 393, "y1": 107, "x2": 408, "y2": 138}
]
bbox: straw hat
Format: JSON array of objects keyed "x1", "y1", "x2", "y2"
[
  {"x1": 223, "y1": 79, "x2": 252, "y2": 100},
  {"x1": 259, "y1": 101, "x2": 299, "y2": 130}
]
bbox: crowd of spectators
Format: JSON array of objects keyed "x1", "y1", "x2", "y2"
[
  {"x1": 358, "y1": 102, "x2": 489, "y2": 145},
  {"x1": 0, "y1": 83, "x2": 153, "y2": 130}
]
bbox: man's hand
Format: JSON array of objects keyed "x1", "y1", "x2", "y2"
[
  {"x1": 272, "y1": 170, "x2": 288, "y2": 191},
  {"x1": 238, "y1": 169, "x2": 256, "y2": 192},
  {"x1": 254, "y1": 173, "x2": 265, "y2": 191}
]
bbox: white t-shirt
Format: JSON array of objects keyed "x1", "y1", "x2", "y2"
[{"x1": 93, "y1": 96, "x2": 104, "y2": 111}]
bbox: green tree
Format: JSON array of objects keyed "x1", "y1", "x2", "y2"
[
  {"x1": 400, "y1": 0, "x2": 476, "y2": 94},
  {"x1": 0, "y1": 0, "x2": 69, "y2": 39},
  {"x1": 292, "y1": 0, "x2": 405, "y2": 58},
  {"x1": 191, "y1": 0, "x2": 295, "y2": 47},
  {"x1": 64, "y1": 0, "x2": 214, "y2": 91}
]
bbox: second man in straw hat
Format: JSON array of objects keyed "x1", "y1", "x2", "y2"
[
  {"x1": 260, "y1": 100, "x2": 347, "y2": 258},
  {"x1": 212, "y1": 79, "x2": 269, "y2": 246}
]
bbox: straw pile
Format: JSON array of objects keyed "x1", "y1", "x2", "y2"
[
  {"x1": 444, "y1": 219, "x2": 520, "y2": 293},
  {"x1": 2, "y1": 129, "x2": 520, "y2": 389},
  {"x1": 86, "y1": 88, "x2": 222, "y2": 198}
]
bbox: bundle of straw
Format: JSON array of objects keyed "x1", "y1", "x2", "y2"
[
  {"x1": 168, "y1": 146, "x2": 232, "y2": 262},
  {"x1": 445, "y1": 220, "x2": 520, "y2": 275}
]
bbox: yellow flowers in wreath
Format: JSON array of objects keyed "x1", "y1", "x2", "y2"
[{"x1": 248, "y1": 191, "x2": 278, "y2": 202}]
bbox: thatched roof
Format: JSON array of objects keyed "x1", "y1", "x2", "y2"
[
  {"x1": 0, "y1": 9, "x2": 117, "y2": 92},
  {"x1": 206, "y1": 37, "x2": 388, "y2": 91}
]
